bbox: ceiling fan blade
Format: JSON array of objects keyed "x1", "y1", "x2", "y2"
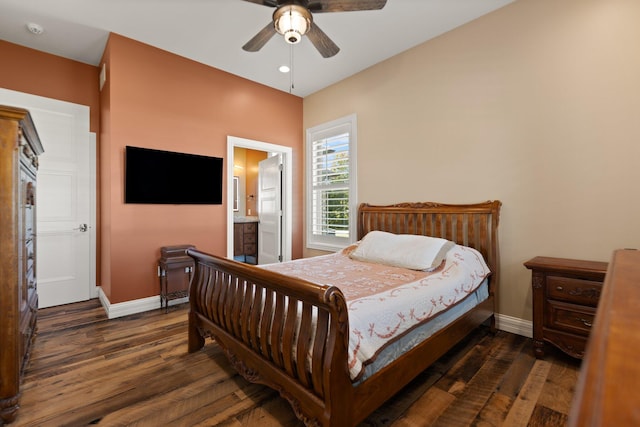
[
  {"x1": 242, "y1": 22, "x2": 277, "y2": 52},
  {"x1": 307, "y1": 24, "x2": 340, "y2": 58},
  {"x1": 309, "y1": 0, "x2": 387, "y2": 13},
  {"x1": 240, "y1": 0, "x2": 278, "y2": 7}
]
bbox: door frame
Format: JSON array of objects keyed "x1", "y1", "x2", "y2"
[{"x1": 226, "y1": 136, "x2": 292, "y2": 262}]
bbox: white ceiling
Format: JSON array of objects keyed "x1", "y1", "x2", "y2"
[{"x1": 0, "y1": 0, "x2": 514, "y2": 97}]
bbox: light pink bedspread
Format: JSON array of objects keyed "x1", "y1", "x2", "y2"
[{"x1": 262, "y1": 244, "x2": 491, "y2": 379}]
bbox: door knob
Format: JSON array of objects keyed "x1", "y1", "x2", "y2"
[{"x1": 74, "y1": 223, "x2": 89, "y2": 232}]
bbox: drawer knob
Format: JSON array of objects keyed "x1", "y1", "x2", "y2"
[
  {"x1": 581, "y1": 319, "x2": 592, "y2": 327},
  {"x1": 556, "y1": 286, "x2": 564, "y2": 291}
]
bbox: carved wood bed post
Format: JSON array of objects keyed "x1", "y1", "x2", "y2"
[
  {"x1": 322, "y1": 286, "x2": 353, "y2": 426},
  {"x1": 187, "y1": 259, "x2": 206, "y2": 353}
]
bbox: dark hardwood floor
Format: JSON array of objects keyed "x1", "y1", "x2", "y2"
[{"x1": 15, "y1": 299, "x2": 581, "y2": 426}]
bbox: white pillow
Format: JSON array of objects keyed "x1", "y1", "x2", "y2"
[{"x1": 349, "y1": 231, "x2": 454, "y2": 271}]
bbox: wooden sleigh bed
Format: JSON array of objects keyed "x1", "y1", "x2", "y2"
[{"x1": 187, "y1": 200, "x2": 501, "y2": 426}]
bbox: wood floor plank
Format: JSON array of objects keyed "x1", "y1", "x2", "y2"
[
  {"x1": 15, "y1": 301, "x2": 580, "y2": 427},
  {"x1": 535, "y1": 351, "x2": 580, "y2": 415},
  {"x1": 232, "y1": 393, "x2": 304, "y2": 427},
  {"x1": 432, "y1": 359, "x2": 508, "y2": 426},
  {"x1": 21, "y1": 355, "x2": 186, "y2": 425},
  {"x1": 360, "y1": 330, "x2": 489, "y2": 427},
  {"x1": 494, "y1": 343, "x2": 535, "y2": 398},
  {"x1": 94, "y1": 363, "x2": 242, "y2": 425},
  {"x1": 433, "y1": 332, "x2": 495, "y2": 393},
  {"x1": 392, "y1": 386, "x2": 455, "y2": 427},
  {"x1": 360, "y1": 369, "x2": 447, "y2": 426},
  {"x1": 472, "y1": 392, "x2": 513, "y2": 427},
  {"x1": 501, "y1": 359, "x2": 552, "y2": 427},
  {"x1": 526, "y1": 405, "x2": 568, "y2": 427},
  {"x1": 430, "y1": 331, "x2": 526, "y2": 426},
  {"x1": 184, "y1": 384, "x2": 281, "y2": 426},
  {"x1": 470, "y1": 341, "x2": 536, "y2": 425}
]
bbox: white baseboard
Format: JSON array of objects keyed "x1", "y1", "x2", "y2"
[
  {"x1": 97, "y1": 287, "x2": 187, "y2": 319},
  {"x1": 496, "y1": 313, "x2": 532, "y2": 338}
]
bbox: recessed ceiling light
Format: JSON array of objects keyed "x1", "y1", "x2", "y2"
[
  {"x1": 279, "y1": 65, "x2": 290, "y2": 73},
  {"x1": 26, "y1": 22, "x2": 44, "y2": 35}
]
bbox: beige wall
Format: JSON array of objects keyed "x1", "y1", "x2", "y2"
[{"x1": 303, "y1": 0, "x2": 640, "y2": 320}]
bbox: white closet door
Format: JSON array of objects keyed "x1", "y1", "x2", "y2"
[{"x1": 0, "y1": 88, "x2": 94, "y2": 308}]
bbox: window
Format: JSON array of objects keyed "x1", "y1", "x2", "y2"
[{"x1": 306, "y1": 114, "x2": 357, "y2": 251}]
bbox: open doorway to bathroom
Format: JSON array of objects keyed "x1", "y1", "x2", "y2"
[
  {"x1": 226, "y1": 136, "x2": 292, "y2": 264},
  {"x1": 232, "y1": 146, "x2": 266, "y2": 265}
]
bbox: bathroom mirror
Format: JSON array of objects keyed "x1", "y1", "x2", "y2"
[{"x1": 233, "y1": 176, "x2": 239, "y2": 212}]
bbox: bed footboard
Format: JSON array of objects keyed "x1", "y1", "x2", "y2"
[{"x1": 187, "y1": 249, "x2": 353, "y2": 427}]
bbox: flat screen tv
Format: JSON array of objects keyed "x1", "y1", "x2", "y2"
[{"x1": 125, "y1": 146, "x2": 223, "y2": 204}]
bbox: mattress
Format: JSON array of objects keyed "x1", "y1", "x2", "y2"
[
  {"x1": 262, "y1": 243, "x2": 491, "y2": 380},
  {"x1": 355, "y1": 281, "x2": 488, "y2": 383}
]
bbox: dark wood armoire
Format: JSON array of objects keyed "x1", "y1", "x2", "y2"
[{"x1": 0, "y1": 105, "x2": 44, "y2": 424}]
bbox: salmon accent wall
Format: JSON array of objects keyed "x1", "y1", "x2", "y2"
[
  {"x1": 101, "y1": 34, "x2": 303, "y2": 304},
  {"x1": 0, "y1": 41, "x2": 100, "y2": 132},
  {"x1": 0, "y1": 36, "x2": 303, "y2": 307}
]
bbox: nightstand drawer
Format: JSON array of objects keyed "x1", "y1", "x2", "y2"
[
  {"x1": 547, "y1": 300, "x2": 596, "y2": 336},
  {"x1": 547, "y1": 276, "x2": 602, "y2": 307}
]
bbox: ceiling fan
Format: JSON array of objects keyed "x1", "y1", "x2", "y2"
[{"x1": 241, "y1": 0, "x2": 387, "y2": 58}]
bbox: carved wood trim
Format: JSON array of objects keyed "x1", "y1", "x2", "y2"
[
  {"x1": 0, "y1": 394, "x2": 20, "y2": 424},
  {"x1": 532, "y1": 273, "x2": 544, "y2": 289},
  {"x1": 567, "y1": 287, "x2": 600, "y2": 300},
  {"x1": 223, "y1": 345, "x2": 262, "y2": 383},
  {"x1": 279, "y1": 389, "x2": 322, "y2": 427}
]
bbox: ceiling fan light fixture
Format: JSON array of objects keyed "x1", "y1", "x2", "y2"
[{"x1": 273, "y1": 4, "x2": 312, "y2": 45}]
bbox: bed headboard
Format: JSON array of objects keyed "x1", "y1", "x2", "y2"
[{"x1": 357, "y1": 201, "x2": 502, "y2": 290}]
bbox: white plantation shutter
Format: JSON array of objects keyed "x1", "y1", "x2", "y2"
[{"x1": 306, "y1": 115, "x2": 357, "y2": 251}]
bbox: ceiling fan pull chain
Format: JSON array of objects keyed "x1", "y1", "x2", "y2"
[{"x1": 290, "y1": 43, "x2": 295, "y2": 93}]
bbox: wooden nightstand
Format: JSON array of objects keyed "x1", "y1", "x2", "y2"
[
  {"x1": 524, "y1": 256, "x2": 608, "y2": 359},
  {"x1": 158, "y1": 245, "x2": 195, "y2": 312}
]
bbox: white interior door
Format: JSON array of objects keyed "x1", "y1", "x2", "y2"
[
  {"x1": 258, "y1": 154, "x2": 282, "y2": 264},
  {"x1": 0, "y1": 89, "x2": 94, "y2": 308}
]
